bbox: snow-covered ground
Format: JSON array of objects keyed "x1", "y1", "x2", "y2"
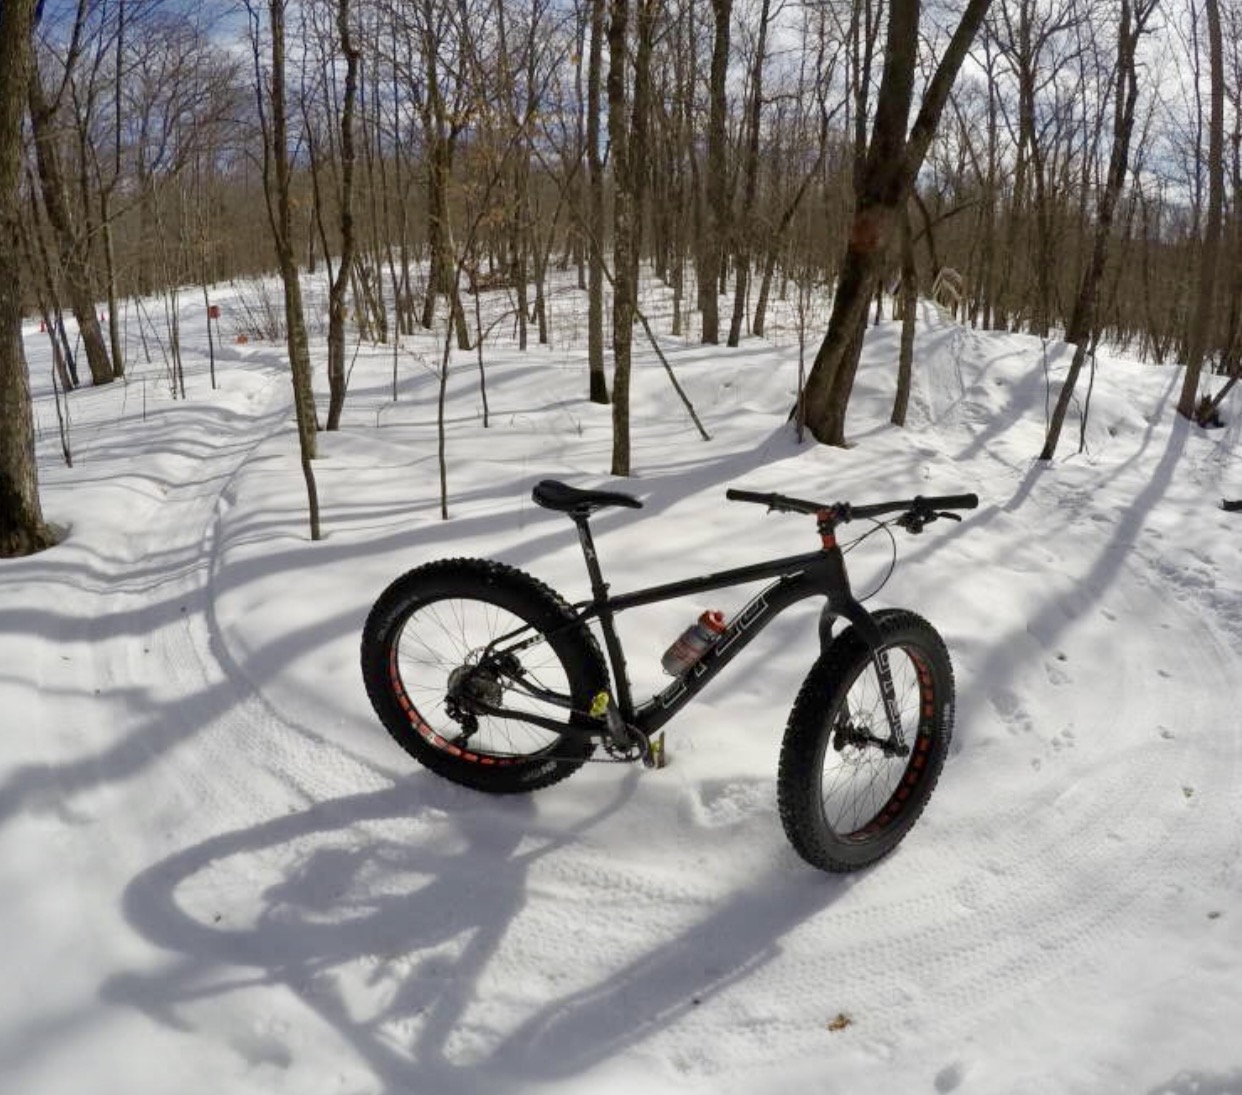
[{"x1": 3, "y1": 283, "x2": 1242, "y2": 1095}]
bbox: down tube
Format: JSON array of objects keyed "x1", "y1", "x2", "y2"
[{"x1": 634, "y1": 571, "x2": 821, "y2": 736}]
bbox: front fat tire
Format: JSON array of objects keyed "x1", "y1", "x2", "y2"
[
  {"x1": 360, "y1": 558, "x2": 608, "y2": 794},
  {"x1": 778, "y1": 609, "x2": 954, "y2": 872}
]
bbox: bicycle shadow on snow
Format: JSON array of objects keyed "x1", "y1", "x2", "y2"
[{"x1": 104, "y1": 773, "x2": 848, "y2": 1092}]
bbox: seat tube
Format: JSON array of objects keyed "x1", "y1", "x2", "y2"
[{"x1": 573, "y1": 516, "x2": 634, "y2": 715}]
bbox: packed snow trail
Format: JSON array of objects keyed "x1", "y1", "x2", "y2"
[{"x1": 0, "y1": 348, "x2": 400, "y2": 1093}]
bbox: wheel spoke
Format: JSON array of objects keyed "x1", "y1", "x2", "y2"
[
  {"x1": 819, "y1": 644, "x2": 927, "y2": 838},
  {"x1": 393, "y1": 595, "x2": 572, "y2": 760}
]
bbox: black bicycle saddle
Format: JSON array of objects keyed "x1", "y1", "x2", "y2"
[{"x1": 532, "y1": 479, "x2": 644, "y2": 515}]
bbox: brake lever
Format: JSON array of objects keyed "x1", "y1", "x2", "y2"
[{"x1": 896, "y1": 509, "x2": 962, "y2": 534}]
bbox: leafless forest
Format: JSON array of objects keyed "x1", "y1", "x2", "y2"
[{"x1": 2, "y1": 0, "x2": 1240, "y2": 551}]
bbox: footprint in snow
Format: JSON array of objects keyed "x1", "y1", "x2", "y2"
[
  {"x1": 1045, "y1": 657, "x2": 1071, "y2": 686},
  {"x1": 990, "y1": 689, "x2": 1034, "y2": 736}
]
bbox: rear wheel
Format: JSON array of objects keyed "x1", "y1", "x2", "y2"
[
  {"x1": 778, "y1": 609, "x2": 954, "y2": 871},
  {"x1": 360, "y1": 559, "x2": 608, "y2": 793}
]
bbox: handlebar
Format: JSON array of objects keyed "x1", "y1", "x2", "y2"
[{"x1": 725, "y1": 487, "x2": 979, "y2": 524}]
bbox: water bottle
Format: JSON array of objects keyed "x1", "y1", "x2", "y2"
[{"x1": 661, "y1": 610, "x2": 727, "y2": 676}]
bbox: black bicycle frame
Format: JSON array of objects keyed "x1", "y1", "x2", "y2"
[{"x1": 564, "y1": 512, "x2": 893, "y2": 739}]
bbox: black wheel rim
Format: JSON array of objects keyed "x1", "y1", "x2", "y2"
[{"x1": 387, "y1": 596, "x2": 575, "y2": 764}]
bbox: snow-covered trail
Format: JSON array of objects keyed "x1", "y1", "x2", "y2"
[
  {"x1": 894, "y1": 310, "x2": 1242, "y2": 1088},
  {"x1": 4, "y1": 297, "x2": 1242, "y2": 1095},
  {"x1": 0, "y1": 349, "x2": 395, "y2": 1092}
]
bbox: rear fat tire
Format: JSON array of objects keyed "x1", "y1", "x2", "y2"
[
  {"x1": 360, "y1": 558, "x2": 608, "y2": 793},
  {"x1": 777, "y1": 608, "x2": 954, "y2": 871}
]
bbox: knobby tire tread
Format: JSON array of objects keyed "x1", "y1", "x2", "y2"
[{"x1": 778, "y1": 608, "x2": 954, "y2": 871}]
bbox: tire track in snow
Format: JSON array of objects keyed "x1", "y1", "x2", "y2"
[
  {"x1": 830, "y1": 321, "x2": 1242, "y2": 1085},
  {"x1": 456, "y1": 322, "x2": 1242, "y2": 1089},
  {"x1": 8, "y1": 359, "x2": 372, "y2": 848}
]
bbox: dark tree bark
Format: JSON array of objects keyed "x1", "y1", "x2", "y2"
[
  {"x1": 697, "y1": 0, "x2": 731, "y2": 344},
  {"x1": 607, "y1": 0, "x2": 634, "y2": 474},
  {"x1": 753, "y1": 44, "x2": 834, "y2": 338},
  {"x1": 586, "y1": 0, "x2": 609, "y2": 402},
  {"x1": 727, "y1": 0, "x2": 771, "y2": 347},
  {"x1": 417, "y1": 0, "x2": 470, "y2": 350},
  {"x1": 27, "y1": 66, "x2": 114, "y2": 386},
  {"x1": 249, "y1": 0, "x2": 320, "y2": 539},
  {"x1": 667, "y1": 0, "x2": 694, "y2": 337},
  {"x1": 1179, "y1": 0, "x2": 1225, "y2": 421},
  {"x1": 607, "y1": 0, "x2": 656, "y2": 475},
  {"x1": 1, "y1": 0, "x2": 55, "y2": 556},
  {"x1": 326, "y1": 0, "x2": 361, "y2": 431},
  {"x1": 799, "y1": 0, "x2": 994, "y2": 447},
  {"x1": 892, "y1": 209, "x2": 918, "y2": 426}
]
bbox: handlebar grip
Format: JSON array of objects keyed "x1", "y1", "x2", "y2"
[
  {"x1": 726, "y1": 488, "x2": 777, "y2": 505},
  {"x1": 924, "y1": 493, "x2": 979, "y2": 511}
]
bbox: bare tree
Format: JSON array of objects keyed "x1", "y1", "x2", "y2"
[
  {"x1": 993, "y1": 0, "x2": 1086, "y2": 337},
  {"x1": 1, "y1": 0, "x2": 54, "y2": 556},
  {"x1": 697, "y1": 0, "x2": 732, "y2": 344},
  {"x1": 726, "y1": 0, "x2": 773, "y2": 347},
  {"x1": 892, "y1": 208, "x2": 918, "y2": 425},
  {"x1": 608, "y1": 0, "x2": 636, "y2": 471},
  {"x1": 799, "y1": 0, "x2": 994, "y2": 447},
  {"x1": 606, "y1": 0, "x2": 658, "y2": 474},
  {"x1": 27, "y1": 9, "x2": 114, "y2": 386},
  {"x1": 247, "y1": 0, "x2": 321, "y2": 540},
  {"x1": 414, "y1": 0, "x2": 471, "y2": 349},
  {"x1": 585, "y1": 0, "x2": 610, "y2": 401},
  {"x1": 321, "y1": 0, "x2": 361, "y2": 431},
  {"x1": 1178, "y1": 0, "x2": 1225, "y2": 421},
  {"x1": 752, "y1": 5, "x2": 837, "y2": 338},
  {"x1": 1040, "y1": 0, "x2": 1156, "y2": 460}
]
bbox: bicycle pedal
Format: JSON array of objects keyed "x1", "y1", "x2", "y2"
[{"x1": 644, "y1": 732, "x2": 667, "y2": 770}]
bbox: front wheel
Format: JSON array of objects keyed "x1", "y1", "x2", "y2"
[
  {"x1": 360, "y1": 558, "x2": 609, "y2": 793},
  {"x1": 778, "y1": 609, "x2": 954, "y2": 872}
]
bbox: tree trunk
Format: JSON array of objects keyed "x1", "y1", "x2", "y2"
[
  {"x1": 586, "y1": 0, "x2": 609, "y2": 402},
  {"x1": 1, "y1": 0, "x2": 54, "y2": 556},
  {"x1": 1041, "y1": 0, "x2": 1154, "y2": 459},
  {"x1": 326, "y1": 0, "x2": 360, "y2": 431},
  {"x1": 607, "y1": 0, "x2": 654, "y2": 475},
  {"x1": 27, "y1": 68, "x2": 114, "y2": 386},
  {"x1": 417, "y1": 2, "x2": 468, "y2": 351},
  {"x1": 727, "y1": 0, "x2": 771, "y2": 347},
  {"x1": 253, "y1": 0, "x2": 320, "y2": 538},
  {"x1": 608, "y1": 0, "x2": 634, "y2": 474},
  {"x1": 892, "y1": 210, "x2": 918, "y2": 426},
  {"x1": 1179, "y1": 0, "x2": 1225, "y2": 421},
  {"x1": 697, "y1": 0, "x2": 732, "y2": 344},
  {"x1": 753, "y1": 115, "x2": 829, "y2": 338},
  {"x1": 799, "y1": 0, "x2": 993, "y2": 446}
]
